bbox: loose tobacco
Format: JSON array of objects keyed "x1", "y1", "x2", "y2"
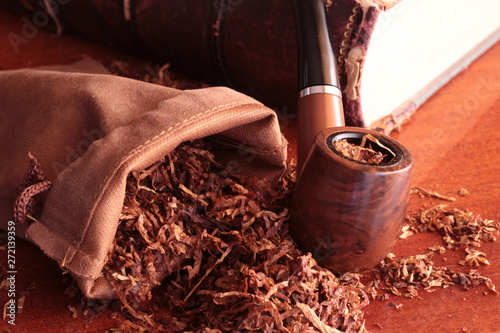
[
  {"x1": 104, "y1": 140, "x2": 368, "y2": 332},
  {"x1": 333, "y1": 134, "x2": 395, "y2": 165},
  {"x1": 366, "y1": 204, "x2": 499, "y2": 300}
]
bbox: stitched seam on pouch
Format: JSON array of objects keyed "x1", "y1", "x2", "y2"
[{"x1": 62, "y1": 100, "x2": 257, "y2": 269}]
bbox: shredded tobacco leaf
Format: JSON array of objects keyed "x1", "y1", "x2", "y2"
[
  {"x1": 458, "y1": 188, "x2": 470, "y2": 196},
  {"x1": 103, "y1": 140, "x2": 368, "y2": 332},
  {"x1": 333, "y1": 134, "x2": 393, "y2": 165},
  {"x1": 366, "y1": 251, "x2": 498, "y2": 300},
  {"x1": 16, "y1": 283, "x2": 35, "y2": 315},
  {"x1": 107, "y1": 59, "x2": 208, "y2": 91},
  {"x1": 405, "y1": 204, "x2": 499, "y2": 249},
  {"x1": 459, "y1": 248, "x2": 490, "y2": 268},
  {"x1": 410, "y1": 187, "x2": 456, "y2": 201},
  {"x1": 365, "y1": 204, "x2": 500, "y2": 300}
]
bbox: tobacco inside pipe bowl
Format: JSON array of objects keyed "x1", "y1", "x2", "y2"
[{"x1": 290, "y1": 126, "x2": 413, "y2": 274}]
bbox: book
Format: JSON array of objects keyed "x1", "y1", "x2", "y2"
[
  {"x1": 3, "y1": 0, "x2": 500, "y2": 132},
  {"x1": 356, "y1": 0, "x2": 500, "y2": 132}
]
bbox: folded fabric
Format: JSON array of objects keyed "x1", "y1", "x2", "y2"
[{"x1": 0, "y1": 63, "x2": 287, "y2": 298}]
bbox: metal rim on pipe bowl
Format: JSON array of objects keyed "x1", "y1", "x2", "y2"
[{"x1": 290, "y1": 126, "x2": 413, "y2": 274}]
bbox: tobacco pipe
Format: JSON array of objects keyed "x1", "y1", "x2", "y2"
[{"x1": 290, "y1": 0, "x2": 413, "y2": 273}]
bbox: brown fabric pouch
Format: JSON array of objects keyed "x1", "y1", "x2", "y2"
[{"x1": 0, "y1": 63, "x2": 287, "y2": 298}]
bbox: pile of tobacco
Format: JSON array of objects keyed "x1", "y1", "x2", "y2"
[
  {"x1": 104, "y1": 140, "x2": 368, "y2": 332},
  {"x1": 364, "y1": 203, "x2": 499, "y2": 301},
  {"x1": 95, "y1": 140, "x2": 499, "y2": 332}
]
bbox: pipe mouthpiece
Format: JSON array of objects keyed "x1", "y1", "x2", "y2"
[{"x1": 293, "y1": 0, "x2": 340, "y2": 91}]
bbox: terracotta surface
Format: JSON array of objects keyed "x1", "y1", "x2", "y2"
[{"x1": 1, "y1": 8, "x2": 499, "y2": 332}]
